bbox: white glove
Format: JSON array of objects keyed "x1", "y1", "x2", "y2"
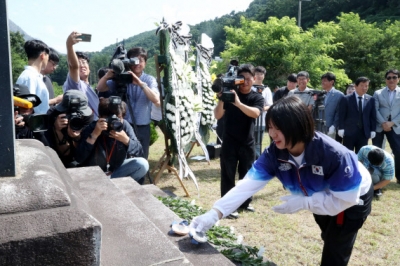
[
  {"x1": 370, "y1": 131, "x2": 376, "y2": 139},
  {"x1": 189, "y1": 209, "x2": 219, "y2": 233},
  {"x1": 328, "y1": 125, "x2": 335, "y2": 135},
  {"x1": 338, "y1": 129, "x2": 344, "y2": 138},
  {"x1": 272, "y1": 194, "x2": 311, "y2": 214}
]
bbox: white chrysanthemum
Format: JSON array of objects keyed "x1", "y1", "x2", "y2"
[
  {"x1": 236, "y1": 234, "x2": 244, "y2": 244},
  {"x1": 181, "y1": 120, "x2": 187, "y2": 128},
  {"x1": 257, "y1": 246, "x2": 265, "y2": 257}
]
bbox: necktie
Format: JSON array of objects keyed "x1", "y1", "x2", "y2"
[{"x1": 358, "y1": 96, "x2": 363, "y2": 128}]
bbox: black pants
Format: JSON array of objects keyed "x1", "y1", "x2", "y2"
[
  {"x1": 313, "y1": 184, "x2": 373, "y2": 266},
  {"x1": 220, "y1": 138, "x2": 255, "y2": 209},
  {"x1": 133, "y1": 124, "x2": 150, "y2": 159},
  {"x1": 343, "y1": 127, "x2": 368, "y2": 153}
]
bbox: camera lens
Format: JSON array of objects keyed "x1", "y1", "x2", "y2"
[{"x1": 69, "y1": 116, "x2": 85, "y2": 131}]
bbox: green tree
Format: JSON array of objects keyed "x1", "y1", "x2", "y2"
[
  {"x1": 10, "y1": 31, "x2": 26, "y2": 83},
  {"x1": 218, "y1": 16, "x2": 350, "y2": 89},
  {"x1": 331, "y1": 13, "x2": 400, "y2": 92}
]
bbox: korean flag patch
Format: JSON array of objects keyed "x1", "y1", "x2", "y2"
[{"x1": 312, "y1": 165, "x2": 324, "y2": 176}]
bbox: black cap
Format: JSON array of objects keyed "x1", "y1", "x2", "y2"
[
  {"x1": 55, "y1": 90, "x2": 92, "y2": 116},
  {"x1": 13, "y1": 84, "x2": 42, "y2": 107}
]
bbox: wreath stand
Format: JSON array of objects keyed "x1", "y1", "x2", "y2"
[{"x1": 151, "y1": 54, "x2": 190, "y2": 197}]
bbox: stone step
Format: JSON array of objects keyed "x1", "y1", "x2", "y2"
[
  {"x1": 67, "y1": 166, "x2": 191, "y2": 266},
  {"x1": 111, "y1": 178, "x2": 235, "y2": 266}
]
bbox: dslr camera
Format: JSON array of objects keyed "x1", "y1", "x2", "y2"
[
  {"x1": 106, "y1": 96, "x2": 123, "y2": 132},
  {"x1": 108, "y1": 44, "x2": 140, "y2": 93},
  {"x1": 61, "y1": 97, "x2": 86, "y2": 131},
  {"x1": 211, "y1": 64, "x2": 244, "y2": 103}
]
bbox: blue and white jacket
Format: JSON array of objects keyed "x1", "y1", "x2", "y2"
[{"x1": 213, "y1": 132, "x2": 371, "y2": 217}]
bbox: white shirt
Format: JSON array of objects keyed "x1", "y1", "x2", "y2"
[
  {"x1": 252, "y1": 85, "x2": 273, "y2": 127},
  {"x1": 16, "y1": 66, "x2": 49, "y2": 114}
]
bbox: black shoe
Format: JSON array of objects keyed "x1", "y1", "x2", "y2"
[
  {"x1": 226, "y1": 211, "x2": 239, "y2": 219},
  {"x1": 239, "y1": 204, "x2": 255, "y2": 213},
  {"x1": 374, "y1": 189, "x2": 382, "y2": 199},
  {"x1": 397, "y1": 179, "x2": 400, "y2": 184}
]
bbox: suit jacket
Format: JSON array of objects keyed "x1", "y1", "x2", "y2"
[
  {"x1": 338, "y1": 93, "x2": 376, "y2": 138},
  {"x1": 324, "y1": 87, "x2": 344, "y2": 128},
  {"x1": 373, "y1": 86, "x2": 400, "y2": 134}
]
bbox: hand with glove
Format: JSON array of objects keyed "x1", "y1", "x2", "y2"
[
  {"x1": 189, "y1": 209, "x2": 220, "y2": 234},
  {"x1": 370, "y1": 131, "x2": 376, "y2": 139},
  {"x1": 338, "y1": 129, "x2": 344, "y2": 138},
  {"x1": 272, "y1": 194, "x2": 311, "y2": 214},
  {"x1": 328, "y1": 125, "x2": 335, "y2": 135}
]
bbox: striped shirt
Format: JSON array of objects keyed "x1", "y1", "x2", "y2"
[{"x1": 358, "y1": 145, "x2": 394, "y2": 181}]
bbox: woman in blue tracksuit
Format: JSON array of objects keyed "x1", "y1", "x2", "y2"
[{"x1": 190, "y1": 96, "x2": 373, "y2": 266}]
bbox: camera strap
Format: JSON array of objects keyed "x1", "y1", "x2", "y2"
[{"x1": 103, "y1": 136, "x2": 117, "y2": 173}]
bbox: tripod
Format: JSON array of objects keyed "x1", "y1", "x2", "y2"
[
  {"x1": 254, "y1": 115, "x2": 264, "y2": 159},
  {"x1": 312, "y1": 101, "x2": 327, "y2": 134}
]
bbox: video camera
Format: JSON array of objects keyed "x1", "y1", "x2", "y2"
[
  {"x1": 14, "y1": 96, "x2": 49, "y2": 132},
  {"x1": 294, "y1": 89, "x2": 327, "y2": 102},
  {"x1": 109, "y1": 44, "x2": 140, "y2": 92},
  {"x1": 253, "y1": 84, "x2": 265, "y2": 94},
  {"x1": 106, "y1": 96, "x2": 123, "y2": 132},
  {"x1": 211, "y1": 65, "x2": 244, "y2": 103}
]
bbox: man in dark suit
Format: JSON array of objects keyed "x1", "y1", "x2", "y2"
[
  {"x1": 372, "y1": 69, "x2": 400, "y2": 184},
  {"x1": 338, "y1": 77, "x2": 376, "y2": 153}
]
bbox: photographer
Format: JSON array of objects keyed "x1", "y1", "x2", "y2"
[
  {"x1": 13, "y1": 84, "x2": 49, "y2": 145},
  {"x1": 46, "y1": 90, "x2": 93, "y2": 167},
  {"x1": 214, "y1": 64, "x2": 264, "y2": 218},
  {"x1": 97, "y1": 47, "x2": 160, "y2": 159},
  {"x1": 75, "y1": 97, "x2": 148, "y2": 184}
]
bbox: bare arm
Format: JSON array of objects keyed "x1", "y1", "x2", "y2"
[
  {"x1": 139, "y1": 81, "x2": 160, "y2": 107},
  {"x1": 66, "y1": 31, "x2": 80, "y2": 83},
  {"x1": 231, "y1": 90, "x2": 261, "y2": 119},
  {"x1": 373, "y1": 179, "x2": 391, "y2": 190},
  {"x1": 127, "y1": 71, "x2": 160, "y2": 107},
  {"x1": 97, "y1": 70, "x2": 114, "y2": 92}
]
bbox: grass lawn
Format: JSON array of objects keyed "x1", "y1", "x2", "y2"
[{"x1": 147, "y1": 128, "x2": 400, "y2": 265}]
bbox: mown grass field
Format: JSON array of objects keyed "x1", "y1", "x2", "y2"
[{"x1": 147, "y1": 128, "x2": 400, "y2": 265}]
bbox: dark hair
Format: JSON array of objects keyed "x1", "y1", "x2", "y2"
[
  {"x1": 321, "y1": 72, "x2": 336, "y2": 83},
  {"x1": 230, "y1": 59, "x2": 239, "y2": 66},
  {"x1": 355, "y1": 77, "x2": 370, "y2": 86},
  {"x1": 266, "y1": 95, "x2": 314, "y2": 148},
  {"x1": 385, "y1": 69, "x2": 399, "y2": 78},
  {"x1": 97, "y1": 67, "x2": 110, "y2": 79},
  {"x1": 75, "y1": 51, "x2": 90, "y2": 63},
  {"x1": 287, "y1": 73, "x2": 297, "y2": 83},
  {"x1": 237, "y1": 64, "x2": 255, "y2": 77},
  {"x1": 49, "y1": 48, "x2": 59, "y2": 63},
  {"x1": 24, "y1": 39, "x2": 49, "y2": 59},
  {"x1": 127, "y1": 47, "x2": 147, "y2": 62},
  {"x1": 121, "y1": 101, "x2": 127, "y2": 117},
  {"x1": 367, "y1": 148, "x2": 385, "y2": 166},
  {"x1": 297, "y1": 71, "x2": 309, "y2": 78},
  {"x1": 98, "y1": 97, "x2": 123, "y2": 118},
  {"x1": 255, "y1": 66, "x2": 266, "y2": 75}
]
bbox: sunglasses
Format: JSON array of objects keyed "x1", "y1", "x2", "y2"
[{"x1": 386, "y1": 76, "x2": 398, "y2": 80}]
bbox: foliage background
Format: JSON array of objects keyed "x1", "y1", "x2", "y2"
[{"x1": 10, "y1": 1, "x2": 400, "y2": 93}]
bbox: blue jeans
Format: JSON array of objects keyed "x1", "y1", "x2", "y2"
[{"x1": 111, "y1": 157, "x2": 149, "y2": 183}]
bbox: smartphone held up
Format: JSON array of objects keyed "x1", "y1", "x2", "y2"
[{"x1": 79, "y1": 33, "x2": 92, "y2": 42}]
